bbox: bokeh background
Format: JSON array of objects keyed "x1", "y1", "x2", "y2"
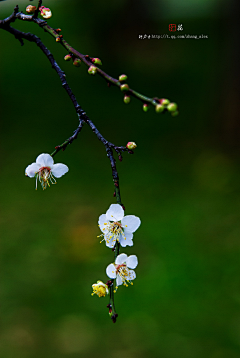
[{"x1": 1, "y1": 0, "x2": 240, "y2": 357}]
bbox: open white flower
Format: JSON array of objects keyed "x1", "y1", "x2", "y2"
[
  {"x1": 98, "y1": 204, "x2": 141, "y2": 248},
  {"x1": 25, "y1": 153, "x2": 68, "y2": 190},
  {"x1": 106, "y1": 253, "x2": 138, "y2": 287}
]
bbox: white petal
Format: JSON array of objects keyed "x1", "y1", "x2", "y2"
[
  {"x1": 25, "y1": 163, "x2": 41, "y2": 177},
  {"x1": 51, "y1": 163, "x2": 69, "y2": 178},
  {"x1": 36, "y1": 153, "x2": 54, "y2": 167},
  {"x1": 105, "y1": 236, "x2": 116, "y2": 248},
  {"x1": 116, "y1": 274, "x2": 123, "y2": 286},
  {"x1": 119, "y1": 232, "x2": 133, "y2": 247},
  {"x1": 126, "y1": 255, "x2": 138, "y2": 269},
  {"x1": 127, "y1": 269, "x2": 136, "y2": 281},
  {"x1": 115, "y1": 253, "x2": 128, "y2": 265},
  {"x1": 121, "y1": 215, "x2": 141, "y2": 233},
  {"x1": 98, "y1": 214, "x2": 109, "y2": 233},
  {"x1": 106, "y1": 204, "x2": 124, "y2": 221},
  {"x1": 106, "y1": 264, "x2": 116, "y2": 279}
]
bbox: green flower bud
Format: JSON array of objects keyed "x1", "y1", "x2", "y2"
[
  {"x1": 167, "y1": 102, "x2": 178, "y2": 112},
  {"x1": 120, "y1": 84, "x2": 129, "y2": 92},
  {"x1": 160, "y1": 98, "x2": 170, "y2": 106},
  {"x1": 155, "y1": 104, "x2": 164, "y2": 113},
  {"x1": 92, "y1": 58, "x2": 102, "y2": 65},
  {"x1": 88, "y1": 65, "x2": 97, "y2": 75},
  {"x1": 73, "y1": 58, "x2": 81, "y2": 67},
  {"x1": 171, "y1": 110, "x2": 179, "y2": 117},
  {"x1": 123, "y1": 95, "x2": 131, "y2": 104},
  {"x1": 64, "y1": 54, "x2": 72, "y2": 61},
  {"x1": 143, "y1": 104, "x2": 149, "y2": 112},
  {"x1": 119, "y1": 74, "x2": 128, "y2": 82}
]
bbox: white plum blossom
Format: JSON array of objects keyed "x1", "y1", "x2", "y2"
[
  {"x1": 40, "y1": 7, "x2": 52, "y2": 19},
  {"x1": 106, "y1": 253, "x2": 138, "y2": 287},
  {"x1": 98, "y1": 204, "x2": 141, "y2": 248},
  {"x1": 91, "y1": 281, "x2": 109, "y2": 297},
  {"x1": 25, "y1": 153, "x2": 68, "y2": 190}
]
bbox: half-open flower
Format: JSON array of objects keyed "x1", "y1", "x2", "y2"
[
  {"x1": 106, "y1": 253, "x2": 138, "y2": 287},
  {"x1": 25, "y1": 153, "x2": 68, "y2": 190},
  {"x1": 91, "y1": 281, "x2": 109, "y2": 297},
  {"x1": 98, "y1": 204, "x2": 141, "y2": 248},
  {"x1": 39, "y1": 6, "x2": 52, "y2": 19}
]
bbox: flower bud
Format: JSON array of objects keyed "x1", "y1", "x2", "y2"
[
  {"x1": 120, "y1": 84, "x2": 129, "y2": 92},
  {"x1": 73, "y1": 58, "x2": 81, "y2": 67},
  {"x1": 143, "y1": 103, "x2": 149, "y2": 112},
  {"x1": 119, "y1": 74, "x2": 128, "y2": 82},
  {"x1": 160, "y1": 98, "x2": 170, "y2": 106},
  {"x1": 40, "y1": 7, "x2": 52, "y2": 19},
  {"x1": 64, "y1": 54, "x2": 72, "y2": 61},
  {"x1": 167, "y1": 102, "x2": 178, "y2": 112},
  {"x1": 155, "y1": 104, "x2": 164, "y2": 113},
  {"x1": 92, "y1": 58, "x2": 102, "y2": 65},
  {"x1": 171, "y1": 110, "x2": 179, "y2": 117},
  {"x1": 56, "y1": 37, "x2": 61, "y2": 42},
  {"x1": 123, "y1": 95, "x2": 131, "y2": 104},
  {"x1": 88, "y1": 65, "x2": 97, "y2": 75},
  {"x1": 126, "y1": 142, "x2": 137, "y2": 150},
  {"x1": 26, "y1": 5, "x2": 36, "y2": 13}
]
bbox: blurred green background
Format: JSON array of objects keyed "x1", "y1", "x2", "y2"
[{"x1": 1, "y1": 0, "x2": 240, "y2": 357}]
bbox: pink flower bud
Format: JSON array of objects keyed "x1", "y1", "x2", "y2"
[
  {"x1": 40, "y1": 7, "x2": 52, "y2": 19},
  {"x1": 92, "y1": 58, "x2": 102, "y2": 65},
  {"x1": 64, "y1": 54, "x2": 72, "y2": 61},
  {"x1": 143, "y1": 104, "x2": 149, "y2": 112},
  {"x1": 73, "y1": 58, "x2": 81, "y2": 67},
  {"x1": 26, "y1": 5, "x2": 36, "y2": 13},
  {"x1": 120, "y1": 84, "x2": 129, "y2": 92},
  {"x1": 88, "y1": 65, "x2": 97, "y2": 75},
  {"x1": 123, "y1": 95, "x2": 131, "y2": 104},
  {"x1": 119, "y1": 74, "x2": 128, "y2": 82},
  {"x1": 155, "y1": 104, "x2": 164, "y2": 113},
  {"x1": 126, "y1": 142, "x2": 137, "y2": 150}
]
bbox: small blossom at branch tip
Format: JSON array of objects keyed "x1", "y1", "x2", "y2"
[
  {"x1": 126, "y1": 142, "x2": 137, "y2": 150},
  {"x1": 98, "y1": 204, "x2": 141, "y2": 248},
  {"x1": 124, "y1": 95, "x2": 131, "y2": 104},
  {"x1": 92, "y1": 58, "x2": 102, "y2": 65},
  {"x1": 73, "y1": 58, "x2": 81, "y2": 67},
  {"x1": 167, "y1": 102, "x2": 178, "y2": 112},
  {"x1": 88, "y1": 65, "x2": 97, "y2": 75},
  {"x1": 26, "y1": 5, "x2": 36, "y2": 13},
  {"x1": 119, "y1": 74, "x2": 128, "y2": 82},
  {"x1": 39, "y1": 6, "x2": 52, "y2": 19},
  {"x1": 171, "y1": 110, "x2": 179, "y2": 117},
  {"x1": 155, "y1": 104, "x2": 164, "y2": 113},
  {"x1": 25, "y1": 153, "x2": 69, "y2": 190},
  {"x1": 106, "y1": 253, "x2": 138, "y2": 288},
  {"x1": 64, "y1": 54, "x2": 72, "y2": 61},
  {"x1": 143, "y1": 103, "x2": 149, "y2": 112},
  {"x1": 160, "y1": 98, "x2": 170, "y2": 106},
  {"x1": 120, "y1": 84, "x2": 129, "y2": 92},
  {"x1": 91, "y1": 281, "x2": 109, "y2": 297}
]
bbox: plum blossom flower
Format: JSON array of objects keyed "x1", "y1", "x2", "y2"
[
  {"x1": 25, "y1": 153, "x2": 68, "y2": 190},
  {"x1": 106, "y1": 253, "x2": 138, "y2": 288},
  {"x1": 91, "y1": 281, "x2": 109, "y2": 297},
  {"x1": 98, "y1": 204, "x2": 141, "y2": 248}
]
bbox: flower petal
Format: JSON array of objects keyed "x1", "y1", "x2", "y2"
[
  {"x1": 115, "y1": 253, "x2": 128, "y2": 265},
  {"x1": 106, "y1": 204, "x2": 124, "y2": 221},
  {"x1": 98, "y1": 214, "x2": 108, "y2": 233},
  {"x1": 51, "y1": 163, "x2": 69, "y2": 178},
  {"x1": 116, "y1": 274, "x2": 123, "y2": 286},
  {"x1": 127, "y1": 269, "x2": 136, "y2": 281},
  {"x1": 126, "y1": 255, "x2": 138, "y2": 269},
  {"x1": 36, "y1": 153, "x2": 54, "y2": 167},
  {"x1": 106, "y1": 264, "x2": 116, "y2": 279},
  {"x1": 121, "y1": 215, "x2": 141, "y2": 233},
  {"x1": 119, "y1": 232, "x2": 133, "y2": 247},
  {"x1": 105, "y1": 236, "x2": 116, "y2": 248},
  {"x1": 25, "y1": 163, "x2": 41, "y2": 177}
]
